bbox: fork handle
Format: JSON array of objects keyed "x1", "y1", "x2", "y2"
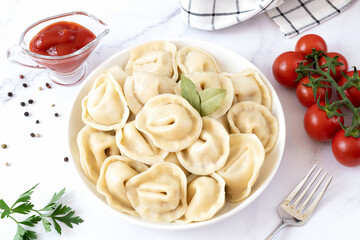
[{"x1": 265, "y1": 221, "x2": 289, "y2": 240}]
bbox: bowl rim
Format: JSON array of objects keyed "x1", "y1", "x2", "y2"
[{"x1": 67, "y1": 38, "x2": 286, "y2": 230}]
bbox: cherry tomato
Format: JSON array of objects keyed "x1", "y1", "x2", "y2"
[
  {"x1": 332, "y1": 129, "x2": 360, "y2": 167},
  {"x1": 303, "y1": 102, "x2": 344, "y2": 142},
  {"x1": 295, "y1": 34, "x2": 327, "y2": 56},
  {"x1": 273, "y1": 51, "x2": 307, "y2": 88},
  {"x1": 319, "y1": 52, "x2": 348, "y2": 81},
  {"x1": 337, "y1": 70, "x2": 360, "y2": 107},
  {"x1": 296, "y1": 75, "x2": 332, "y2": 108}
]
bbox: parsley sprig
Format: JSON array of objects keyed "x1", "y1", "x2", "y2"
[{"x1": 0, "y1": 184, "x2": 83, "y2": 240}]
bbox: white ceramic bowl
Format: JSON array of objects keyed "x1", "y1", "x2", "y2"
[{"x1": 68, "y1": 39, "x2": 286, "y2": 230}]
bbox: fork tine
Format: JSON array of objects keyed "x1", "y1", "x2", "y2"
[
  {"x1": 304, "y1": 175, "x2": 333, "y2": 216},
  {"x1": 293, "y1": 168, "x2": 322, "y2": 207},
  {"x1": 298, "y1": 171, "x2": 327, "y2": 211},
  {"x1": 285, "y1": 164, "x2": 317, "y2": 203}
]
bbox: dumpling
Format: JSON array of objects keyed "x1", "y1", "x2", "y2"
[
  {"x1": 126, "y1": 162, "x2": 187, "y2": 222},
  {"x1": 125, "y1": 41, "x2": 178, "y2": 81},
  {"x1": 224, "y1": 68, "x2": 272, "y2": 110},
  {"x1": 174, "y1": 72, "x2": 234, "y2": 119},
  {"x1": 124, "y1": 72, "x2": 176, "y2": 114},
  {"x1": 216, "y1": 115, "x2": 230, "y2": 134},
  {"x1": 182, "y1": 173, "x2": 225, "y2": 223},
  {"x1": 164, "y1": 152, "x2": 190, "y2": 176},
  {"x1": 81, "y1": 73, "x2": 130, "y2": 131},
  {"x1": 227, "y1": 101, "x2": 279, "y2": 153},
  {"x1": 115, "y1": 121, "x2": 168, "y2": 165},
  {"x1": 216, "y1": 134, "x2": 265, "y2": 202},
  {"x1": 77, "y1": 126, "x2": 120, "y2": 184},
  {"x1": 106, "y1": 66, "x2": 128, "y2": 91},
  {"x1": 97, "y1": 155, "x2": 148, "y2": 216},
  {"x1": 135, "y1": 94, "x2": 202, "y2": 152},
  {"x1": 176, "y1": 117, "x2": 229, "y2": 175},
  {"x1": 176, "y1": 46, "x2": 221, "y2": 75}
]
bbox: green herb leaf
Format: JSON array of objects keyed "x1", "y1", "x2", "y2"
[
  {"x1": 54, "y1": 211, "x2": 83, "y2": 229},
  {"x1": 51, "y1": 204, "x2": 72, "y2": 216},
  {"x1": 40, "y1": 188, "x2": 65, "y2": 212},
  {"x1": 22, "y1": 230, "x2": 37, "y2": 240},
  {"x1": 199, "y1": 88, "x2": 227, "y2": 117},
  {"x1": 41, "y1": 219, "x2": 52, "y2": 232},
  {"x1": 52, "y1": 218, "x2": 62, "y2": 235},
  {"x1": 1, "y1": 185, "x2": 83, "y2": 239},
  {"x1": 14, "y1": 224, "x2": 26, "y2": 240},
  {"x1": 19, "y1": 215, "x2": 41, "y2": 227},
  {"x1": 12, "y1": 184, "x2": 38, "y2": 208},
  {"x1": 180, "y1": 74, "x2": 201, "y2": 114},
  {"x1": 51, "y1": 204, "x2": 84, "y2": 231},
  {"x1": 0, "y1": 199, "x2": 10, "y2": 211},
  {"x1": 12, "y1": 203, "x2": 34, "y2": 215},
  {"x1": 0, "y1": 199, "x2": 10, "y2": 218},
  {"x1": 1, "y1": 210, "x2": 10, "y2": 219}
]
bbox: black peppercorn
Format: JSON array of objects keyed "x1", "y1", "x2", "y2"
[
  {"x1": 22, "y1": 83, "x2": 27, "y2": 88},
  {"x1": 20, "y1": 102, "x2": 25, "y2": 107},
  {"x1": 7, "y1": 92, "x2": 13, "y2": 97},
  {"x1": 24, "y1": 112, "x2": 29, "y2": 117},
  {"x1": 28, "y1": 99, "x2": 34, "y2": 104},
  {"x1": 30, "y1": 133, "x2": 35, "y2": 137}
]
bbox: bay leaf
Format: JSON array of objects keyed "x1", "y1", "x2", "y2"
[
  {"x1": 199, "y1": 88, "x2": 227, "y2": 117},
  {"x1": 180, "y1": 75, "x2": 201, "y2": 114}
]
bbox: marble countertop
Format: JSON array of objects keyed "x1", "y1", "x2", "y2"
[{"x1": 1, "y1": 1, "x2": 360, "y2": 239}]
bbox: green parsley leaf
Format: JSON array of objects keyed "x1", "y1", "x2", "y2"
[
  {"x1": 14, "y1": 224, "x2": 26, "y2": 240},
  {"x1": 19, "y1": 215, "x2": 41, "y2": 227},
  {"x1": 0, "y1": 184, "x2": 83, "y2": 239},
  {"x1": 51, "y1": 204, "x2": 84, "y2": 230},
  {"x1": 0, "y1": 199, "x2": 10, "y2": 219},
  {"x1": 22, "y1": 230, "x2": 37, "y2": 240},
  {"x1": 41, "y1": 218, "x2": 52, "y2": 232},
  {"x1": 51, "y1": 204, "x2": 71, "y2": 216},
  {"x1": 52, "y1": 218, "x2": 62, "y2": 235},
  {"x1": 12, "y1": 184, "x2": 38, "y2": 208},
  {"x1": 0, "y1": 199, "x2": 10, "y2": 211},
  {"x1": 40, "y1": 188, "x2": 65, "y2": 212},
  {"x1": 12, "y1": 203, "x2": 34, "y2": 215}
]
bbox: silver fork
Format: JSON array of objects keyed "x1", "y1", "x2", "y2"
[{"x1": 265, "y1": 165, "x2": 333, "y2": 240}]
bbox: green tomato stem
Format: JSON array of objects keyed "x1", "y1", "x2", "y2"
[{"x1": 299, "y1": 55, "x2": 360, "y2": 138}]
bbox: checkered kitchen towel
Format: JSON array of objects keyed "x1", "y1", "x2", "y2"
[{"x1": 180, "y1": 0, "x2": 353, "y2": 37}]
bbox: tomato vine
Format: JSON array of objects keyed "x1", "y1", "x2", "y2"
[{"x1": 295, "y1": 50, "x2": 360, "y2": 138}]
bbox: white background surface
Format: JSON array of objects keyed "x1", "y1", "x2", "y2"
[{"x1": 0, "y1": 1, "x2": 359, "y2": 239}]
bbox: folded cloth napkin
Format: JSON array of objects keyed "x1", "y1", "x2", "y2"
[
  {"x1": 179, "y1": 0, "x2": 283, "y2": 30},
  {"x1": 267, "y1": 0, "x2": 354, "y2": 37},
  {"x1": 180, "y1": 0, "x2": 353, "y2": 37}
]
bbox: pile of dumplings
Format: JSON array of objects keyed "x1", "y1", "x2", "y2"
[{"x1": 77, "y1": 41, "x2": 279, "y2": 223}]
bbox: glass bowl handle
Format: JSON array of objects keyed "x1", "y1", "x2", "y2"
[{"x1": 7, "y1": 45, "x2": 45, "y2": 69}]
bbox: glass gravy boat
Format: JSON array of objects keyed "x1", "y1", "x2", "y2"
[{"x1": 7, "y1": 11, "x2": 109, "y2": 86}]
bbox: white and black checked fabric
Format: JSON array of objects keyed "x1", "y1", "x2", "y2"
[
  {"x1": 180, "y1": 0, "x2": 283, "y2": 30},
  {"x1": 180, "y1": 0, "x2": 353, "y2": 37},
  {"x1": 267, "y1": 0, "x2": 354, "y2": 37}
]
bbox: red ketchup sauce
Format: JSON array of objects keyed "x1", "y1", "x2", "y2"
[
  {"x1": 29, "y1": 21, "x2": 96, "y2": 73},
  {"x1": 30, "y1": 21, "x2": 95, "y2": 56}
]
